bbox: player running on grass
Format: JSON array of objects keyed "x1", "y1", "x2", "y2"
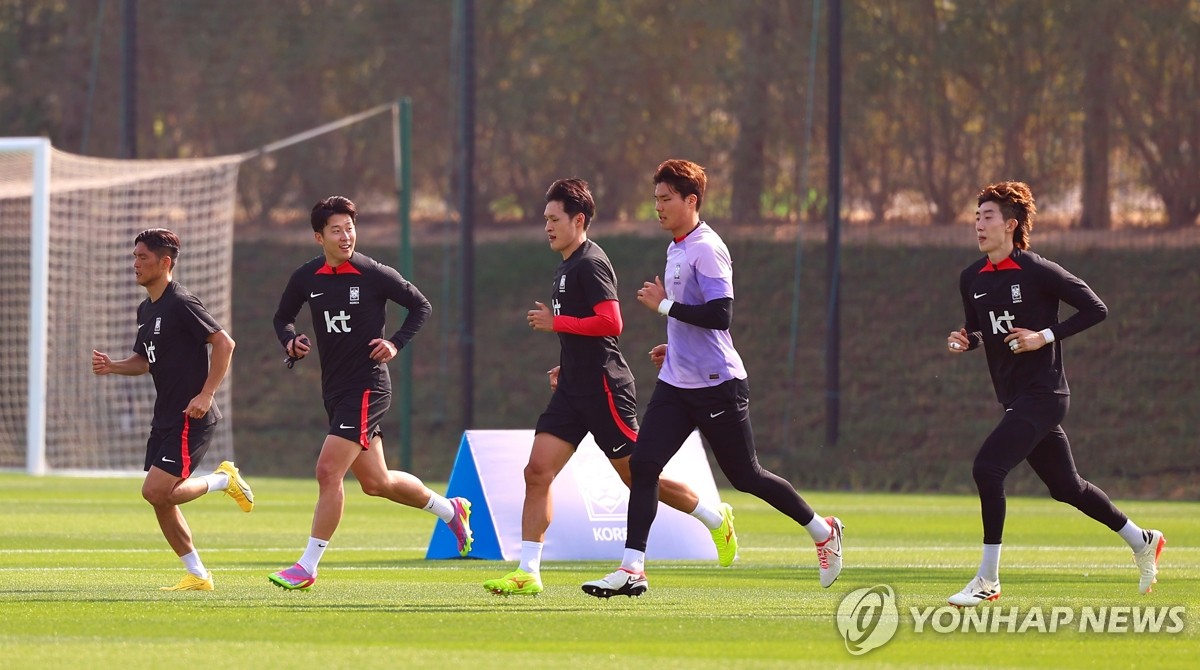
[
  {"x1": 583, "y1": 160, "x2": 844, "y2": 598},
  {"x1": 944, "y1": 180, "x2": 1164, "y2": 607},
  {"x1": 91, "y1": 228, "x2": 251, "y2": 592},
  {"x1": 268, "y1": 196, "x2": 472, "y2": 591},
  {"x1": 483, "y1": 178, "x2": 738, "y2": 597}
]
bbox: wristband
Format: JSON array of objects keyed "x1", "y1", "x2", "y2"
[
  {"x1": 657, "y1": 299, "x2": 675, "y2": 316},
  {"x1": 1038, "y1": 328, "x2": 1056, "y2": 344}
]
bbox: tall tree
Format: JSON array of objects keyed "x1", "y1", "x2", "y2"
[{"x1": 730, "y1": 0, "x2": 774, "y2": 224}]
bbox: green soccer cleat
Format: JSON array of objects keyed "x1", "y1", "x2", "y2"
[
  {"x1": 710, "y1": 502, "x2": 738, "y2": 567},
  {"x1": 484, "y1": 568, "x2": 544, "y2": 596}
]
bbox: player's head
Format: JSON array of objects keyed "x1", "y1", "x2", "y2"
[
  {"x1": 654, "y1": 159, "x2": 706, "y2": 211},
  {"x1": 311, "y1": 195, "x2": 357, "y2": 233},
  {"x1": 132, "y1": 228, "x2": 180, "y2": 286},
  {"x1": 545, "y1": 178, "x2": 595, "y2": 230},
  {"x1": 311, "y1": 196, "x2": 357, "y2": 265},
  {"x1": 544, "y1": 178, "x2": 593, "y2": 258},
  {"x1": 976, "y1": 181, "x2": 1036, "y2": 250}
]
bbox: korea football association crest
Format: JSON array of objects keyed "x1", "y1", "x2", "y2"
[
  {"x1": 1010, "y1": 284, "x2": 1023, "y2": 304},
  {"x1": 349, "y1": 286, "x2": 360, "y2": 305},
  {"x1": 559, "y1": 275, "x2": 567, "y2": 291},
  {"x1": 153, "y1": 317, "x2": 162, "y2": 334}
]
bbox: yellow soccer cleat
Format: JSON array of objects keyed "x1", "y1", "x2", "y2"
[
  {"x1": 160, "y1": 572, "x2": 214, "y2": 591},
  {"x1": 215, "y1": 460, "x2": 254, "y2": 512},
  {"x1": 710, "y1": 502, "x2": 739, "y2": 567}
]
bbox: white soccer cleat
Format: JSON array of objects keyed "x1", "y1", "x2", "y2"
[
  {"x1": 1134, "y1": 529, "x2": 1166, "y2": 594},
  {"x1": 815, "y1": 516, "x2": 844, "y2": 588},
  {"x1": 947, "y1": 575, "x2": 1001, "y2": 607},
  {"x1": 581, "y1": 568, "x2": 648, "y2": 599}
]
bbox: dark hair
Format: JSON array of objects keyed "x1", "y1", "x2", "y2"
[
  {"x1": 134, "y1": 228, "x2": 180, "y2": 268},
  {"x1": 654, "y1": 159, "x2": 707, "y2": 211},
  {"x1": 311, "y1": 195, "x2": 357, "y2": 233},
  {"x1": 977, "y1": 181, "x2": 1037, "y2": 250},
  {"x1": 545, "y1": 178, "x2": 595, "y2": 230}
]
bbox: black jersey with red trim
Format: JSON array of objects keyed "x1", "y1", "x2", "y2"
[
  {"x1": 959, "y1": 248, "x2": 1107, "y2": 405},
  {"x1": 552, "y1": 240, "x2": 634, "y2": 395},
  {"x1": 131, "y1": 281, "x2": 224, "y2": 428},
  {"x1": 273, "y1": 252, "x2": 431, "y2": 395}
]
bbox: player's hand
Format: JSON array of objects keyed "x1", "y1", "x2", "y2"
[
  {"x1": 946, "y1": 329, "x2": 969, "y2": 354},
  {"x1": 527, "y1": 301, "x2": 554, "y2": 332},
  {"x1": 649, "y1": 343, "x2": 667, "y2": 370},
  {"x1": 1003, "y1": 327, "x2": 1045, "y2": 355},
  {"x1": 91, "y1": 350, "x2": 113, "y2": 375},
  {"x1": 286, "y1": 334, "x2": 311, "y2": 360},
  {"x1": 368, "y1": 338, "x2": 398, "y2": 363},
  {"x1": 547, "y1": 365, "x2": 560, "y2": 391},
  {"x1": 184, "y1": 392, "x2": 212, "y2": 419},
  {"x1": 636, "y1": 276, "x2": 668, "y2": 312}
]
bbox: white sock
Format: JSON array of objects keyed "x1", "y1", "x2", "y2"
[
  {"x1": 690, "y1": 500, "x2": 724, "y2": 530},
  {"x1": 805, "y1": 515, "x2": 833, "y2": 543},
  {"x1": 1117, "y1": 519, "x2": 1148, "y2": 551},
  {"x1": 423, "y1": 492, "x2": 455, "y2": 523},
  {"x1": 180, "y1": 550, "x2": 207, "y2": 578},
  {"x1": 297, "y1": 536, "x2": 329, "y2": 575},
  {"x1": 979, "y1": 543, "x2": 1002, "y2": 582},
  {"x1": 621, "y1": 548, "x2": 645, "y2": 574},
  {"x1": 519, "y1": 541, "x2": 543, "y2": 575},
  {"x1": 199, "y1": 472, "x2": 229, "y2": 494}
]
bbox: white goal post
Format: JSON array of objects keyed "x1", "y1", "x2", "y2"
[{"x1": 0, "y1": 137, "x2": 240, "y2": 474}]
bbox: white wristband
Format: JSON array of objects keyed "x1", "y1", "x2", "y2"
[
  {"x1": 1038, "y1": 328, "x2": 1056, "y2": 343},
  {"x1": 657, "y1": 299, "x2": 675, "y2": 316}
]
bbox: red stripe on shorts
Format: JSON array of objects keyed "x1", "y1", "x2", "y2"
[
  {"x1": 359, "y1": 389, "x2": 371, "y2": 448},
  {"x1": 180, "y1": 416, "x2": 192, "y2": 478},
  {"x1": 603, "y1": 376, "x2": 638, "y2": 442}
]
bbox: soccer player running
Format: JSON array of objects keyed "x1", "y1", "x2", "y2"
[
  {"x1": 945, "y1": 181, "x2": 1164, "y2": 606},
  {"x1": 483, "y1": 178, "x2": 738, "y2": 597},
  {"x1": 583, "y1": 160, "x2": 844, "y2": 598},
  {"x1": 268, "y1": 196, "x2": 472, "y2": 590},
  {"x1": 91, "y1": 228, "x2": 250, "y2": 591}
]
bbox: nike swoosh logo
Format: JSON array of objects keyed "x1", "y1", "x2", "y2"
[
  {"x1": 973, "y1": 292, "x2": 987, "y2": 299},
  {"x1": 161, "y1": 457, "x2": 175, "y2": 463},
  {"x1": 339, "y1": 423, "x2": 355, "y2": 430},
  {"x1": 137, "y1": 323, "x2": 145, "y2": 329},
  {"x1": 310, "y1": 292, "x2": 324, "y2": 298},
  {"x1": 710, "y1": 410, "x2": 725, "y2": 418},
  {"x1": 612, "y1": 443, "x2": 627, "y2": 452}
]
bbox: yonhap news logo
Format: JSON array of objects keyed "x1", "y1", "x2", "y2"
[
  {"x1": 836, "y1": 585, "x2": 900, "y2": 655},
  {"x1": 836, "y1": 585, "x2": 1187, "y2": 656}
]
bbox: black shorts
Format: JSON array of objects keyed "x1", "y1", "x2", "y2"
[
  {"x1": 144, "y1": 417, "x2": 215, "y2": 478},
  {"x1": 534, "y1": 379, "x2": 638, "y2": 458},
  {"x1": 324, "y1": 388, "x2": 391, "y2": 449}
]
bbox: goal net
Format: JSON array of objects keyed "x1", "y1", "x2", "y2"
[{"x1": 0, "y1": 139, "x2": 241, "y2": 474}]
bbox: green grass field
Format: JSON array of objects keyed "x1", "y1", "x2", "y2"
[{"x1": 0, "y1": 474, "x2": 1195, "y2": 669}]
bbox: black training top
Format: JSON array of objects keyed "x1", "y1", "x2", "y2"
[
  {"x1": 552, "y1": 240, "x2": 635, "y2": 395},
  {"x1": 132, "y1": 281, "x2": 224, "y2": 428},
  {"x1": 273, "y1": 252, "x2": 431, "y2": 395},
  {"x1": 959, "y1": 248, "x2": 1107, "y2": 405}
]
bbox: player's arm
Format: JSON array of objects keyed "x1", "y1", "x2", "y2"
[
  {"x1": 637, "y1": 275, "x2": 733, "y2": 330},
  {"x1": 956, "y1": 269, "x2": 984, "y2": 351},
  {"x1": 273, "y1": 271, "x2": 311, "y2": 360},
  {"x1": 184, "y1": 330, "x2": 235, "y2": 419},
  {"x1": 543, "y1": 299, "x2": 623, "y2": 336},
  {"x1": 92, "y1": 350, "x2": 149, "y2": 376},
  {"x1": 1043, "y1": 262, "x2": 1108, "y2": 341},
  {"x1": 371, "y1": 265, "x2": 431, "y2": 362}
]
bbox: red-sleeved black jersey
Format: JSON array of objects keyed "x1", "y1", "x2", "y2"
[
  {"x1": 552, "y1": 240, "x2": 635, "y2": 395},
  {"x1": 132, "y1": 281, "x2": 224, "y2": 428},
  {"x1": 273, "y1": 252, "x2": 431, "y2": 396},
  {"x1": 959, "y1": 248, "x2": 1107, "y2": 405}
]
